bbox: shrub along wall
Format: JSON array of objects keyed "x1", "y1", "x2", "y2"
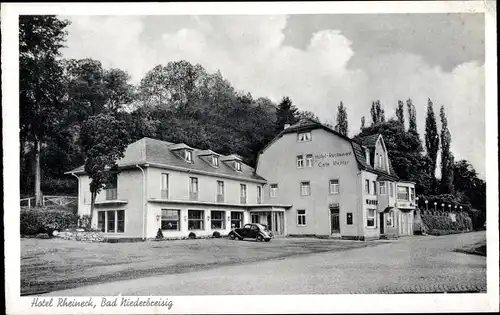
[
  {"x1": 420, "y1": 210, "x2": 473, "y2": 235},
  {"x1": 20, "y1": 207, "x2": 79, "y2": 236}
]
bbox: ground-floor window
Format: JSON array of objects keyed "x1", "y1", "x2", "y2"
[
  {"x1": 297, "y1": 209, "x2": 306, "y2": 226},
  {"x1": 162, "y1": 209, "x2": 180, "y2": 231},
  {"x1": 386, "y1": 210, "x2": 395, "y2": 227},
  {"x1": 98, "y1": 210, "x2": 124, "y2": 233},
  {"x1": 251, "y1": 213, "x2": 259, "y2": 223},
  {"x1": 188, "y1": 210, "x2": 204, "y2": 230},
  {"x1": 366, "y1": 209, "x2": 376, "y2": 227},
  {"x1": 210, "y1": 210, "x2": 225, "y2": 229},
  {"x1": 346, "y1": 212, "x2": 353, "y2": 225},
  {"x1": 231, "y1": 211, "x2": 243, "y2": 228}
]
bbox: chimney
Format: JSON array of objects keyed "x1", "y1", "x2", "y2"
[{"x1": 284, "y1": 123, "x2": 291, "y2": 130}]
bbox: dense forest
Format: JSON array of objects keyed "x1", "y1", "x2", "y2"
[{"x1": 19, "y1": 16, "x2": 486, "y2": 227}]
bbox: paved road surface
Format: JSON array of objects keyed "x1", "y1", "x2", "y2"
[{"x1": 45, "y1": 232, "x2": 486, "y2": 295}]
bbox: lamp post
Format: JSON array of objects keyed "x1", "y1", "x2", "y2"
[
  {"x1": 460, "y1": 206, "x2": 463, "y2": 212},
  {"x1": 434, "y1": 202, "x2": 437, "y2": 211},
  {"x1": 441, "y1": 203, "x2": 444, "y2": 211},
  {"x1": 425, "y1": 200, "x2": 428, "y2": 210},
  {"x1": 448, "y1": 204, "x2": 451, "y2": 212},
  {"x1": 454, "y1": 205, "x2": 457, "y2": 212},
  {"x1": 415, "y1": 196, "x2": 419, "y2": 207}
]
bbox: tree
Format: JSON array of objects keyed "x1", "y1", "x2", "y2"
[
  {"x1": 439, "y1": 105, "x2": 454, "y2": 194},
  {"x1": 297, "y1": 110, "x2": 320, "y2": 122},
  {"x1": 19, "y1": 15, "x2": 70, "y2": 205},
  {"x1": 407, "y1": 99, "x2": 418, "y2": 134},
  {"x1": 335, "y1": 101, "x2": 349, "y2": 136},
  {"x1": 425, "y1": 98, "x2": 440, "y2": 189},
  {"x1": 396, "y1": 100, "x2": 405, "y2": 126},
  {"x1": 360, "y1": 116, "x2": 366, "y2": 130},
  {"x1": 80, "y1": 114, "x2": 130, "y2": 224},
  {"x1": 103, "y1": 68, "x2": 136, "y2": 113},
  {"x1": 370, "y1": 100, "x2": 385, "y2": 125},
  {"x1": 275, "y1": 96, "x2": 298, "y2": 132}
]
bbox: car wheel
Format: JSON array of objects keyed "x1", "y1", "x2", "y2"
[
  {"x1": 256, "y1": 235, "x2": 264, "y2": 242},
  {"x1": 264, "y1": 239, "x2": 271, "y2": 242},
  {"x1": 228, "y1": 233, "x2": 235, "y2": 240}
]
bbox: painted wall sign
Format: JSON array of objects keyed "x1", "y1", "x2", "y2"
[{"x1": 315, "y1": 151, "x2": 352, "y2": 168}]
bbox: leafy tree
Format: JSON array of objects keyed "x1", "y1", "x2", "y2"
[
  {"x1": 439, "y1": 105, "x2": 454, "y2": 194},
  {"x1": 275, "y1": 96, "x2": 298, "y2": 132},
  {"x1": 80, "y1": 114, "x2": 130, "y2": 224},
  {"x1": 407, "y1": 99, "x2": 418, "y2": 134},
  {"x1": 360, "y1": 116, "x2": 365, "y2": 130},
  {"x1": 297, "y1": 110, "x2": 320, "y2": 122},
  {"x1": 425, "y1": 98, "x2": 440, "y2": 190},
  {"x1": 19, "y1": 15, "x2": 70, "y2": 205},
  {"x1": 370, "y1": 100, "x2": 385, "y2": 125},
  {"x1": 335, "y1": 101, "x2": 349, "y2": 136},
  {"x1": 396, "y1": 100, "x2": 405, "y2": 126},
  {"x1": 103, "y1": 68, "x2": 136, "y2": 112}
]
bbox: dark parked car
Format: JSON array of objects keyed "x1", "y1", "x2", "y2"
[{"x1": 228, "y1": 223, "x2": 272, "y2": 242}]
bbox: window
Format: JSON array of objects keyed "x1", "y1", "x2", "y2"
[
  {"x1": 105, "y1": 175, "x2": 117, "y2": 200},
  {"x1": 379, "y1": 182, "x2": 386, "y2": 195},
  {"x1": 376, "y1": 153, "x2": 379, "y2": 167},
  {"x1": 389, "y1": 182, "x2": 394, "y2": 197},
  {"x1": 216, "y1": 181, "x2": 224, "y2": 202},
  {"x1": 386, "y1": 210, "x2": 395, "y2": 227},
  {"x1": 372, "y1": 181, "x2": 377, "y2": 195},
  {"x1": 98, "y1": 210, "x2": 124, "y2": 233},
  {"x1": 397, "y1": 186, "x2": 409, "y2": 201},
  {"x1": 300, "y1": 181, "x2": 311, "y2": 196},
  {"x1": 161, "y1": 209, "x2": 180, "y2": 231},
  {"x1": 346, "y1": 213, "x2": 353, "y2": 225},
  {"x1": 185, "y1": 150, "x2": 193, "y2": 162},
  {"x1": 251, "y1": 213, "x2": 259, "y2": 223},
  {"x1": 296, "y1": 155, "x2": 304, "y2": 168},
  {"x1": 367, "y1": 209, "x2": 376, "y2": 227},
  {"x1": 329, "y1": 179, "x2": 339, "y2": 194},
  {"x1": 410, "y1": 187, "x2": 415, "y2": 202},
  {"x1": 235, "y1": 161, "x2": 242, "y2": 171},
  {"x1": 270, "y1": 184, "x2": 278, "y2": 198},
  {"x1": 365, "y1": 179, "x2": 370, "y2": 194},
  {"x1": 297, "y1": 131, "x2": 311, "y2": 142},
  {"x1": 240, "y1": 184, "x2": 247, "y2": 204},
  {"x1": 231, "y1": 211, "x2": 243, "y2": 228},
  {"x1": 188, "y1": 210, "x2": 204, "y2": 230},
  {"x1": 211, "y1": 211, "x2": 225, "y2": 229},
  {"x1": 161, "y1": 173, "x2": 169, "y2": 199},
  {"x1": 257, "y1": 186, "x2": 262, "y2": 204},
  {"x1": 212, "y1": 155, "x2": 219, "y2": 167},
  {"x1": 189, "y1": 177, "x2": 198, "y2": 200},
  {"x1": 306, "y1": 154, "x2": 313, "y2": 167},
  {"x1": 381, "y1": 155, "x2": 385, "y2": 169},
  {"x1": 297, "y1": 209, "x2": 306, "y2": 226}
]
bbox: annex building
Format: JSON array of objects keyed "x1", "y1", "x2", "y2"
[{"x1": 67, "y1": 119, "x2": 416, "y2": 241}]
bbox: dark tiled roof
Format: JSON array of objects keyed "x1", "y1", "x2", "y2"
[
  {"x1": 357, "y1": 134, "x2": 381, "y2": 148},
  {"x1": 66, "y1": 137, "x2": 266, "y2": 183}
]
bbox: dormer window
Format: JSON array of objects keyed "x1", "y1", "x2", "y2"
[
  {"x1": 235, "y1": 161, "x2": 242, "y2": 171},
  {"x1": 297, "y1": 131, "x2": 311, "y2": 142},
  {"x1": 185, "y1": 150, "x2": 193, "y2": 162},
  {"x1": 364, "y1": 148, "x2": 370, "y2": 165},
  {"x1": 212, "y1": 155, "x2": 219, "y2": 167}
]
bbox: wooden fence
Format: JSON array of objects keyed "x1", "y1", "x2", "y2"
[{"x1": 20, "y1": 195, "x2": 77, "y2": 209}]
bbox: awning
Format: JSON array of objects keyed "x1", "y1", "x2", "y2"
[{"x1": 377, "y1": 206, "x2": 396, "y2": 213}]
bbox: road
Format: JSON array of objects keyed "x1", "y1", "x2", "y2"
[{"x1": 44, "y1": 232, "x2": 486, "y2": 295}]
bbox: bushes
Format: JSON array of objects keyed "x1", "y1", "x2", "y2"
[
  {"x1": 421, "y1": 212, "x2": 472, "y2": 234},
  {"x1": 20, "y1": 208, "x2": 79, "y2": 236}
]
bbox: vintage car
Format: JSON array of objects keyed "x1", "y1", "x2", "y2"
[{"x1": 228, "y1": 223, "x2": 272, "y2": 242}]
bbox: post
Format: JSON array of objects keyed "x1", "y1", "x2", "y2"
[{"x1": 28, "y1": 198, "x2": 31, "y2": 209}]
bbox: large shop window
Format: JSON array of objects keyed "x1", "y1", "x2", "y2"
[
  {"x1": 98, "y1": 210, "x2": 124, "y2": 233},
  {"x1": 366, "y1": 209, "x2": 376, "y2": 227},
  {"x1": 188, "y1": 210, "x2": 204, "y2": 230},
  {"x1": 231, "y1": 211, "x2": 243, "y2": 228},
  {"x1": 162, "y1": 209, "x2": 180, "y2": 231},
  {"x1": 397, "y1": 186, "x2": 410, "y2": 201},
  {"x1": 211, "y1": 211, "x2": 225, "y2": 229}
]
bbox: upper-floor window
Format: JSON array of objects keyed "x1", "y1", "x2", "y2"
[
  {"x1": 189, "y1": 177, "x2": 198, "y2": 200},
  {"x1": 240, "y1": 184, "x2": 247, "y2": 204},
  {"x1": 329, "y1": 179, "x2": 339, "y2": 194},
  {"x1": 397, "y1": 186, "x2": 409, "y2": 201},
  {"x1": 161, "y1": 173, "x2": 169, "y2": 199},
  {"x1": 105, "y1": 175, "x2": 117, "y2": 200},
  {"x1": 365, "y1": 179, "x2": 370, "y2": 194},
  {"x1": 270, "y1": 184, "x2": 278, "y2": 198},
  {"x1": 306, "y1": 154, "x2": 313, "y2": 167},
  {"x1": 300, "y1": 181, "x2": 311, "y2": 196},
  {"x1": 410, "y1": 187, "x2": 415, "y2": 202},
  {"x1": 297, "y1": 155, "x2": 304, "y2": 168},
  {"x1": 389, "y1": 182, "x2": 394, "y2": 197},
  {"x1": 379, "y1": 182, "x2": 386, "y2": 195},
  {"x1": 216, "y1": 180, "x2": 224, "y2": 202},
  {"x1": 212, "y1": 155, "x2": 219, "y2": 167},
  {"x1": 297, "y1": 131, "x2": 311, "y2": 142},
  {"x1": 185, "y1": 150, "x2": 193, "y2": 162},
  {"x1": 257, "y1": 186, "x2": 262, "y2": 204},
  {"x1": 372, "y1": 181, "x2": 377, "y2": 195},
  {"x1": 381, "y1": 155, "x2": 385, "y2": 170},
  {"x1": 235, "y1": 161, "x2": 242, "y2": 171},
  {"x1": 376, "y1": 153, "x2": 380, "y2": 167}
]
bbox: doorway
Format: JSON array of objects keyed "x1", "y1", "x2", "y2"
[
  {"x1": 330, "y1": 207, "x2": 340, "y2": 234},
  {"x1": 379, "y1": 213, "x2": 385, "y2": 234}
]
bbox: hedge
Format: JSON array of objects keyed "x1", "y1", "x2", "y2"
[
  {"x1": 421, "y1": 212, "x2": 472, "y2": 233},
  {"x1": 21, "y1": 207, "x2": 80, "y2": 236}
]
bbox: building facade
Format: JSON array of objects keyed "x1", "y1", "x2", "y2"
[
  {"x1": 68, "y1": 119, "x2": 416, "y2": 240},
  {"x1": 256, "y1": 119, "x2": 416, "y2": 240}
]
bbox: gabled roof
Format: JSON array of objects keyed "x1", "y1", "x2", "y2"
[
  {"x1": 357, "y1": 134, "x2": 381, "y2": 148},
  {"x1": 197, "y1": 149, "x2": 220, "y2": 157},
  {"x1": 65, "y1": 138, "x2": 265, "y2": 183},
  {"x1": 221, "y1": 154, "x2": 243, "y2": 161},
  {"x1": 169, "y1": 143, "x2": 193, "y2": 151}
]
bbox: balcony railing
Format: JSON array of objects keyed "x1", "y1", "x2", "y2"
[{"x1": 105, "y1": 188, "x2": 117, "y2": 200}]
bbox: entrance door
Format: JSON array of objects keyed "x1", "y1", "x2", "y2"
[
  {"x1": 379, "y1": 213, "x2": 385, "y2": 234},
  {"x1": 330, "y1": 207, "x2": 340, "y2": 234}
]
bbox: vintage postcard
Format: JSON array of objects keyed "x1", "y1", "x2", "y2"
[{"x1": 2, "y1": 1, "x2": 498, "y2": 314}]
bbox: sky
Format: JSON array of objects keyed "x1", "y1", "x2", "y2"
[{"x1": 60, "y1": 14, "x2": 486, "y2": 178}]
